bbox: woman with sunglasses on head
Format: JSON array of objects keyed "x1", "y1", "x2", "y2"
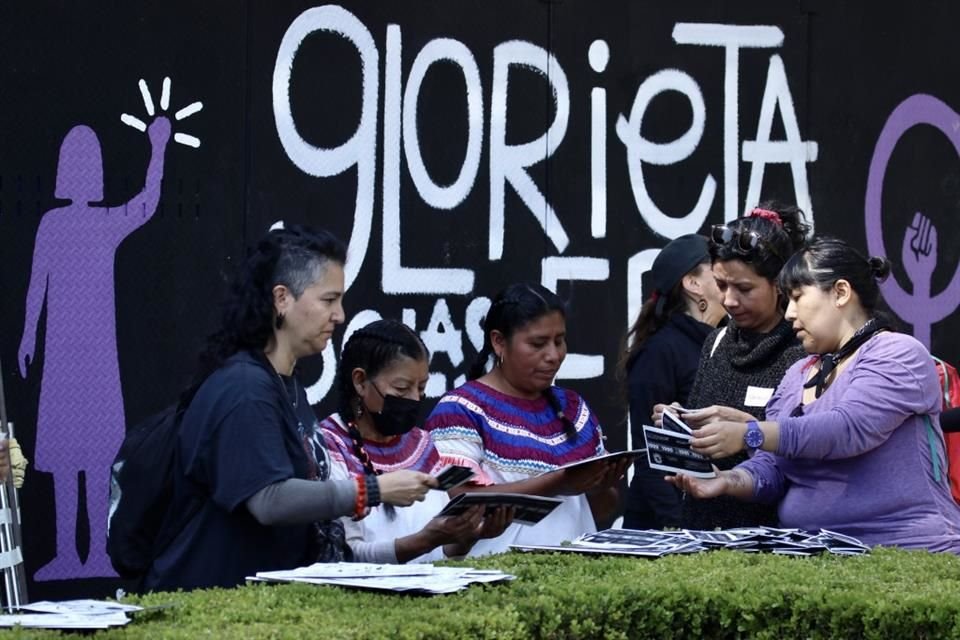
[
  {"x1": 653, "y1": 202, "x2": 809, "y2": 530},
  {"x1": 619, "y1": 234, "x2": 725, "y2": 530},
  {"x1": 426, "y1": 283, "x2": 630, "y2": 555},
  {"x1": 319, "y1": 319, "x2": 512, "y2": 563},
  {"x1": 668, "y1": 238, "x2": 960, "y2": 552}
]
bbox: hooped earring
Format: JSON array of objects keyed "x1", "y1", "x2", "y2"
[
  {"x1": 275, "y1": 313, "x2": 285, "y2": 329},
  {"x1": 697, "y1": 298, "x2": 708, "y2": 313}
]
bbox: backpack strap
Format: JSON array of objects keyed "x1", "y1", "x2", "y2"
[
  {"x1": 709, "y1": 326, "x2": 728, "y2": 358},
  {"x1": 923, "y1": 414, "x2": 944, "y2": 484},
  {"x1": 932, "y1": 356, "x2": 951, "y2": 408}
]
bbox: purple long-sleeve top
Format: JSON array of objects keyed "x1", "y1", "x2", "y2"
[{"x1": 739, "y1": 331, "x2": 960, "y2": 552}]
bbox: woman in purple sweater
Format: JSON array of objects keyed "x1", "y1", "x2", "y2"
[{"x1": 671, "y1": 237, "x2": 960, "y2": 552}]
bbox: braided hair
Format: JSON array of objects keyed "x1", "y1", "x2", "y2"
[
  {"x1": 469, "y1": 283, "x2": 578, "y2": 442},
  {"x1": 336, "y1": 319, "x2": 430, "y2": 477},
  {"x1": 183, "y1": 225, "x2": 346, "y2": 406}
]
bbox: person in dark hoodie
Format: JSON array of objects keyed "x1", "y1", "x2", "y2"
[{"x1": 620, "y1": 234, "x2": 725, "y2": 529}]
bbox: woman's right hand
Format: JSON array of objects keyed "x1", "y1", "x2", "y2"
[
  {"x1": 651, "y1": 403, "x2": 682, "y2": 428},
  {"x1": 377, "y1": 470, "x2": 437, "y2": 506},
  {"x1": 547, "y1": 460, "x2": 612, "y2": 496},
  {"x1": 423, "y1": 505, "x2": 486, "y2": 547},
  {"x1": 665, "y1": 468, "x2": 728, "y2": 499}
]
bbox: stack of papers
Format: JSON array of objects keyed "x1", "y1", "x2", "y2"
[
  {"x1": 511, "y1": 527, "x2": 870, "y2": 558},
  {"x1": 249, "y1": 562, "x2": 515, "y2": 595},
  {"x1": 0, "y1": 600, "x2": 143, "y2": 629}
]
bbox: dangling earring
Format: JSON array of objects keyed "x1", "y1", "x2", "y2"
[
  {"x1": 495, "y1": 352, "x2": 503, "y2": 368},
  {"x1": 354, "y1": 398, "x2": 365, "y2": 420},
  {"x1": 275, "y1": 313, "x2": 285, "y2": 329}
]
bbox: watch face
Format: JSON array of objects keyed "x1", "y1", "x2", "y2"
[{"x1": 745, "y1": 426, "x2": 764, "y2": 449}]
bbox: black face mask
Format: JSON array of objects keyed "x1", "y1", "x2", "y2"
[{"x1": 366, "y1": 383, "x2": 422, "y2": 436}]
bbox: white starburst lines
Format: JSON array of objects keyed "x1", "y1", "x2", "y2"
[{"x1": 121, "y1": 77, "x2": 203, "y2": 148}]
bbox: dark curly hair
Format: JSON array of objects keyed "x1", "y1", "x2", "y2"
[
  {"x1": 710, "y1": 200, "x2": 810, "y2": 282},
  {"x1": 183, "y1": 224, "x2": 346, "y2": 404}
]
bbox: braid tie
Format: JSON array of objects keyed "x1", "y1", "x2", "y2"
[
  {"x1": 543, "y1": 389, "x2": 577, "y2": 443},
  {"x1": 346, "y1": 420, "x2": 395, "y2": 520},
  {"x1": 346, "y1": 421, "x2": 380, "y2": 477}
]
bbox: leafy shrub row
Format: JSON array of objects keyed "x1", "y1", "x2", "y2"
[{"x1": 11, "y1": 548, "x2": 960, "y2": 639}]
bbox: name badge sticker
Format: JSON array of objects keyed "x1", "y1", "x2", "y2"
[{"x1": 744, "y1": 385, "x2": 774, "y2": 408}]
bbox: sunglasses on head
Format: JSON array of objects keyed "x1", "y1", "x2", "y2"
[{"x1": 710, "y1": 224, "x2": 783, "y2": 262}]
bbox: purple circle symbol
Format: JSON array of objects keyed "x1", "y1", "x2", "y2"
[{"x1": 865, "y1": 94, "x2": 960, "y2": 329}]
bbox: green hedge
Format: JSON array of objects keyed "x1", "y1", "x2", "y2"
[{"x1": 11, "y1": 548, "x2": 960, "y2": 639}]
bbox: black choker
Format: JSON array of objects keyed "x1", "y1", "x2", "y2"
[{"x1": 803, "y1": 318, "x2": 887, "y2": 398}]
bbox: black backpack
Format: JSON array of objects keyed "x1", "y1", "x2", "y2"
[{"x1": 107, "y1": 403, "x2": 199, "y2": 579}]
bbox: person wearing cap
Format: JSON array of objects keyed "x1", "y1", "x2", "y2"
[{"x1": 619, "y1": 234, "x2": 725, "y2": 529}]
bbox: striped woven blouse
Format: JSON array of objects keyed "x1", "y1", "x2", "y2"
[{"x1": 424, "y1": 380, "x2": 605, "y2": 554}]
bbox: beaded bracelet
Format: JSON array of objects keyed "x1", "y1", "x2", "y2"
[
  {"x1": 352, "y1": 473, "x2": 367, "y2": 520},
  {"x1": 364, "y1": 473, "x2": 381, "y2": 509}
]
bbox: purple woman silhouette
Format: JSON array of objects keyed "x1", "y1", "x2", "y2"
[{"x1": 18, "y1": 116, "x2": 170, "y2": 580}]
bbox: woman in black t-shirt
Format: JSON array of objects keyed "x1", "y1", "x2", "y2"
[{"x1": 145, "y1": 226, "x2": 435, "y2": 591}]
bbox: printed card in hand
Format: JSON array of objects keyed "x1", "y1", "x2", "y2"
[
  {"x1": 641, "y1": 425, "x2": 716, "y2": 478},
  {"x1": 433, "y1": 465, "x2": 476, "y2": 491},
  {"x1": 661, "y1": 409, "x2": 693, "y2": 435}
]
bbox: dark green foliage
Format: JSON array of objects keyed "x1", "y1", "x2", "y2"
[{"x1": 11, "y1": 548, "x2": 960, "y2": 639}]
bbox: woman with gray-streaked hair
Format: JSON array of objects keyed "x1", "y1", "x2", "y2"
[{"x1": 145, "y1": 225, "x2": 434, "y2": 591}]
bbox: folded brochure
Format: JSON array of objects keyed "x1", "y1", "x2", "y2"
[
  {"x1": 551, "y1": 449, "x2": 647, "y2": 473},
  {"x1": 437, "y1": 492, "x2": 562, "y2": 525}
]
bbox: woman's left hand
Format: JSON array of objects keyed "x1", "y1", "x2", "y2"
[
  {"x1": 595, "y1": 457, "x2": 631, "y2": 490},
  {"x1": 477, "y1": 506, "x2": 514, "y2": 540},
  {"x1": 442, "y1": 506, "x2": 516, "y2": 558},
  {"x1": 681, "y1": 405, "x2": 756, "y2": 429},
  {"x1": 690, "y1": 421, "x2": 748, "y2": 459}
]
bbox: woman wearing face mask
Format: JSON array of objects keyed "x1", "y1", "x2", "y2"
[
  {"x1": 669, "y1": 238, "x2": 960, "y2": 552},
  {"x1": 144, "y1": 227, "x2": 435, "y2": 591},
  {"x1": 652, "y1": 203, "x2": 809, "y2": 530},
  {"x1": 320, "y1": 319, "x2": 512, "y2": 563},
  {"x1": 426, "y1": 283, "x2": 630, "y2": 555},
  {"x1": 620, "y1": 234, "x2": 725, "y2": 530}
]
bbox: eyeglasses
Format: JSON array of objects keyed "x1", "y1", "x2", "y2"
[{"x1": 710, "y1": 224, "x2": 784, "y2": 262}]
